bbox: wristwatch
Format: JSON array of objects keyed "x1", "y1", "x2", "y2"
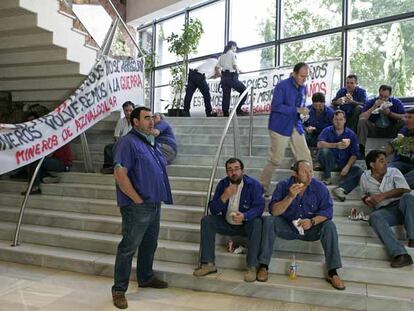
[{"x1": 310, "y1": 218, "x2": 316, "y2": 226}]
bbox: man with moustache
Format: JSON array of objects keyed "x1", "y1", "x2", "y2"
[
  {"x1": 193, "y1": 158, "x2": 265, "y2": 282},
  {"x1": 256, "y1": 160, "x2": 345, "y2": 290}
]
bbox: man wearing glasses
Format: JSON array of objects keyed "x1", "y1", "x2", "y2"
[{"x1": 193, "y1": 158, "x2": 265, "y2": 282}]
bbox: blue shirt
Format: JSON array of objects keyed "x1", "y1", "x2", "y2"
[
  {"x1": 332, "y1": 86, "x2": 368, "y2": 116},
  {"x1": 362, "y1": 96, "x2": 405, "y2": 124},
  {"x1": 392, "y1": 127, "x2": 414, "y2": 163},
  {"x1": 270, "y1": 177, "x2": 333, "y2": 222},
  {"x1": 155, "y1": 120, "x2": 177, "y2": 151},
  {"x1": 318, "y1": 125, "x2": 359, "y2": 168},
  {"x1": 268, "y1": 76, "x2": 307, "y2": 136},
  {"x1": 304, "y1": 105, "x2": 334, "y2": 133},
  {"x1": 209, "y1": 175, "x2": 265, "y2": 222},
  {"x1": 114, "y1": 129, "x2": 173, "y2": 207}
]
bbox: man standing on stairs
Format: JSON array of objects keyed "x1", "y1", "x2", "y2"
[
  {"x1": 193, "y1": 158, "x2": 265, "y2": 282},
  {"x1": 111, "y1": 107, "x2": 173, "y2": 309},
  {"x1": 259, "y1": 62, "x2": 313, "y2": 196},
  {"x1": 360, "y1": 150, "x2": 414, "y2": 268},
  {"x1": 152, "y1": 113, "x2": 177, "y2": 165},
  {"x1": 256, "y1": 160, "x2": 346, "y2": 290},
  {"x1": 101, "y1": 101, "x2": 134, "y2": 174}
]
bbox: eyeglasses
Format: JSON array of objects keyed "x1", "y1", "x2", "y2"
[{"x1": 226, "y1": 167, "x2": 241, "y2": 173}]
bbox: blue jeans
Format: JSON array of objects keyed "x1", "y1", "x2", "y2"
[
  {"x1": 388, "y1": 161, "x2": 414, "y2": 189},
  {"x1": 259, "y1": 216, "x2": 342, "y2": 271},
  {"x1": 112, "y1": 203, "x2": 161, "y2": 294},
  {"x1": 159, "y1": 143, "x2": 177, "y2": 165},
  {"x1": 318, "y1": 148, "x2": 363, "y2": 193},
  {"x1": 29, "y1": 157, "x2": 68, "y2": 187},
  {"x1": 368, "y1": 193, "x2": 414, "y2": 258},
  {"x1": 200, "y1": 215, "x2": 262, "y2": 267}
]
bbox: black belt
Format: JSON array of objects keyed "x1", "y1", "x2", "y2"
[{"x1": 190, "y1": 69, "x2": 205, "y2": 77}]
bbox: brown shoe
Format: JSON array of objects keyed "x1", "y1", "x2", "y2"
[
  {"x1": 408, "y1": 239, "x2": 414, "y2": 248},
  {"x1": 112, "y1": 292, "x2": 128, "y2": 309},
  {"x1": 256, "y1": 266, "x2": 268, "y2": 282},
  {"x1": 391, "y1": 254, "x2": 413, "y2": 268},
  {"x1": 327, "y1": 275, "x2": 346, "y2": 290},
  {"x1": 244, "y1": 267, "x2": 257, "y2": 282},
  {"x1": 139, "y1": 277, "x2": 168, "y2": 288},
  {"x1": 193, "y1": 263, "x2": 217, "y2": 277}
]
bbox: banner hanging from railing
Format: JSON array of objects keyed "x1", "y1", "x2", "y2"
[
  {"x1": 188, "y1": 59, "x2": 340, "y2": 115},
  {"x1": 0, "y1": 56, "x2": 144, "y2": 175}
]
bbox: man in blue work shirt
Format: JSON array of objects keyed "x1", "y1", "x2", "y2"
[
  {"x1": 304, "y1": 92, "x2": 334, "y2": 148},
  {"x1": 331, "y1": 74, "x2": 368, "y2": 133},
  {"x1": 152, "y1": 113, "x2": 177, "y2": 165},
  {"x1": 111, "y1": 107, "x2": 173, "y2": 309},
  {"x1": 256, "y1": 160, "x2": 345, "y2": 290},
  {"x1": 317, "y1": 110, "x2": 363, "y2": 202},
  {"x1": 260, "y1": 62, "x2": 313, "y2": 195},
  {"x1": 193, "y1": 158, "x2": 265, "y2": 282},
  {"x1": 358, "y1": 85, "x2": 405, "y2": 158}
]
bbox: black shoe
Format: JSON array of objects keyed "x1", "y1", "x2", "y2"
[
  {"x1": 139, "y1": 277, "x2": 168, "y2": 289},
  {"x1": 236, "y1": 111, "x2": 249, "y2": 116},
  {"x1": 181, "y1": 110, "x2": 191, "y2": 117},
  {"x1": 390, "y1": 254, "x2": 413, "y2": 268},
  {"x1": 408, "y1": 239, "x2": 414, "y2": 248},
  {"x1": 358, "y1": 144, "x2": 365, "y2": 160},
  {"x1": 223, "y1": 111, "x2": 229, "y2": 117},
  {"x1": 100, "y1": 167, "x2": 114, "y2": 174},
  {"x1": 21, "y1": 188, "x2": 41, "y2": 196},
  {"x1": 206, "y1": 112, "x2": 218, "y2": 117}
]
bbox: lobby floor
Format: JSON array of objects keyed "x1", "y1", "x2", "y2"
[{"x1": 0, "y1": 260, "x2": 349, "y2": 311}]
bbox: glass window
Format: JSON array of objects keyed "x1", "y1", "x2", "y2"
[
  {"x1": 348, "y1": 20, "x2": 414, "y2": 97},
  {"x1": 154, "y1": 68, "x2": 172, "y2": 87},
  {"x1": 237, "y1": 47, "x2": 275, "y2": 73},
  {"x1": 154, "y1": 86, "x2": 172, "y2": 113},
  {"x1": 155, "y1": 14, "x2": 185, "y2": 65},
  {"x1": 138, "y1": 26, "x2": 152, "y2": 54},
  {"x1": 350, "y1": 0, "x2": 414, "y2": 24},
  {"x1": 281, "y1": 0, "x2": 342, "y2": 38},
  {"x1": 229, "y1": 0, "x2": 275, "y2": 47},
  {"x1": 280, "y1": 34, "x2": 341, "y2": 66},
  {"x1": 189, "y1": 1, "x2": 225, "y2": 58}
]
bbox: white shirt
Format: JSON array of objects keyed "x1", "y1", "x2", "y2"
[
  {"x1": 217, "y1": 50, "x2": 237, "y2": 72},
  {"x1": 225, "y1": 179, "x2": 244, "y2": 225},
  {"x1": 114, "y1": 117, "x2": 132, "y2": 138},
  {"x1": 194, "y1": 58, "x2": 218, "y2": 79},
  {"x1": 360, "y1": 167, "x2": 410, "y2": 208}
]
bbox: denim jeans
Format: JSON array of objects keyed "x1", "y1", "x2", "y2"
[
  {"x1": 368, "y1": 193, "x2": 414, "y2": 258},
  {"x1": 258, "y1": 216, "x2": 342, "y2": 271},
  {"x1": 112, "y1": 203, "x2": 161, "y2": 294},
  {"x1": 388, "y1": 161, "x2": 414, "y2": 189},
  {"x1": 200, "y1": 215, "x2": 262, "y2": 267},
  {"x1": 158, "y1": 143, "x2": 177, "y2": 165},
  {"x1": 305, "y1": 132, "x2": 319, "y2": 148},
  {"x1": 318, "y1": 148, "x2": 363, "y2": 193},
  {"x1": 29, "y1": 157, "x2": 68, "y2": 187}
]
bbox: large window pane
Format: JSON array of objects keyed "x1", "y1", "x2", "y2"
[
  {"x1": 138, "y1": 27, "x2": 152, "y2": 54},
  {"x1": 280, "y1": 34, "x2": 341, "y2": 66},
  {"x1": 350, "y1": 0, "x2": 414, "y2": 24},
  {"x1": 154, "y1": 86, "x2": 172, "y2": 113},
  {"x1": 281, "y1": 0, "x2": 342, "y2": 38},
  {"x1": 237, "y1": 47, "x2": 275, "y2": 73},
  {"x1": 348, "y1": 20, "x2": 414, "y2": 97},
  {"x1": 189, "y1": 1, "x2": 225, "y2": 58},
  {"x1": 229, "y1": 0, "x2": 275, "y2": 47},
  {"x1": 154, "y1": 68, "x2": 172, "y2": 87},
  {"x1": 155, "y1": 14, "x2": 185, "y2": 65}
]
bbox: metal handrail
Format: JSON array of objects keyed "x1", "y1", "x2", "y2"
[{"x1": 248, "y1": 87, "x2": 255, "y2": 156}]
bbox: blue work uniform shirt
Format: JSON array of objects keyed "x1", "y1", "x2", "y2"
[
  {"x1": 209, "y1": 175, "x2": 265, "y2": 222},
  {"x1": 304, "y1": 105, "x2": 334, "y2": 133},
  {"x1": 155, "y1": 120, "x2": 177, "y2": 152},
  {"x1": 270, "y1": 177, "x2": 333, "y2": 221},
  {"x1": 114, "y1": 129, "x2": 173, "y2": 207},
  {"x1": 268, "y1": 76, "x2": 307, "y2": 136},
  {"x1": 332, "y1": 86, "x2": 368, "y2": 116},
  {"x1": 362, "y1": 96, "x2": 405, "y2": 124},
  {"x1": 318, "y1": 125, "x2": 359, "y2": 168}
]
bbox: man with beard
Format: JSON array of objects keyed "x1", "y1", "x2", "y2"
[{"x1": 193, "y1": 158, "x2": 265, "y2": 282}]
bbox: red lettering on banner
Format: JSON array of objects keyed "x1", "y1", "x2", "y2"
[
  {"x1": 75, "y1": 97, "x2": 114, "y2": 132},
  {"x1": 15, "y1": 135, "x2": 59, "y2": 165},
  {"x1": 307, "y1": 81, "x2": 328, "y2": 98},
  {"x1": 120, "y1": 74, "x2": 143, "y2": 90}
]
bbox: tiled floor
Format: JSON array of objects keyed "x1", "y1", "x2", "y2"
[{"x1": 0, "y1": 260, "x2": 350, "y2": 311}]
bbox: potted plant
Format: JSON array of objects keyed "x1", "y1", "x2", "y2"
[{"x1": 166, "y1": 18, "x2": 203, "y2": 116}]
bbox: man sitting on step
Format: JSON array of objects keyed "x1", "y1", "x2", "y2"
[
  {"x1": 101, "y1": 101, "x2": 134, "y2": 174},
  {"x1": 193, "y1": 158, "x2": 265, "y2": 282},
  {"x1": 360, "y1": 150, "x2": 414, "y2": 268},
  {"x1": 317, "y1": 110, "x2": 364, "y2": 202},
  {"x1": 255, "y1": 160, "x2": 346, "y2": 290},
  {"x1": 151, "y1": 113, "x2": 177, "y2": 165}
]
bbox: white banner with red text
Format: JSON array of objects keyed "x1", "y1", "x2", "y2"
[{"x1": 0, "y1": 56, "x2": 144, "y2": 175}]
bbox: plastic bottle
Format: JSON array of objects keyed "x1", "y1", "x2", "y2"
[{"x1": 288, "y1": 255, "x2": 297, "y2": 280}]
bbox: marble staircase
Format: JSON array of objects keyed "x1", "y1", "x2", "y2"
[{"x1": 0, "y1": 115, "x2": 412, "y2": 311}]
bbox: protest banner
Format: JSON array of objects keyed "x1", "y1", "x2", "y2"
[{"x1": 0, "y1": 56, "x2": 144, "y2": 175}]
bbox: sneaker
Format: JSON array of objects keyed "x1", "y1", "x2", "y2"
[
  {"x1": 244, "y1": 267, "x2": 257, "y2": 282},
  {"x1": 256, "y1": 266, "x2": 268, "y2": 282},
  {"x1": 42, "y1": 176, "x2": 61, "y2": 184},
  {"x1": 332, "y1": 187, "x2": 346, "y2": 202},
  {"x1": 100, "y1": 167, "x2": 114, "y2": 174},
  {"x1": 139, "y1": 277, "x2": 168, "y2": 288},
  {"x1": 112, "y1": 292, "x2": 128, "y2": 309},
  {"x1": 391, "y1": 254, "x2": 413, "y2": 268},
  {"x1": 21, "y1": 187, "x2": 41, "y2": 196},
  {"x1": 322, "y1": 178, "x2": 332, "y2": 185},
  {"x1": 193, "y1": 263, "x2": 217, "y2": 277}
]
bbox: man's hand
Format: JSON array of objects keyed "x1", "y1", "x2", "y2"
[
  {"x1": 151, "y1": 128, "x2": 160, "y2": 137},
  {"x1": 340, "y1": 165, "x2": 350, "y2": 177},
  {"x1": 336, "y1": 141, "x2": 349, "y2": 150},
  {"x1": 134, "y1": 198, "x2": 144, "y2": 204},
  {"x1": 305, "y1": 126, "x2": 316, "y2": 134},
  {"x1": 224, "y1": 184, "x2": 238, "y2": 197},
  {"x1": 288, "y1": 183, "x2": 305, "y2": 199},
  {"x1": 368, "y1": 193, "x2": 384, "y2": 206},
  {"x1": 298, "y1": 218, "x2": 312, "y2": 230},
  {"x1": 364, "y1": 196, "x2": 376, "y2": 208},
  {"x1": 297, "y1": 107, "x2": 309, "y2": 115},
  {"x1": 373, "y1": 99, "x2": 383, "y2": 110},
  {"x1": 344, "y1": 94, "x2": 353, "y2": 103},
  {"x1": 232, "y1": 212, "x2": 245, "y2": 224},
  {"x1": 382, "y1": 108, "x2": 391, "y2": 115}
]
